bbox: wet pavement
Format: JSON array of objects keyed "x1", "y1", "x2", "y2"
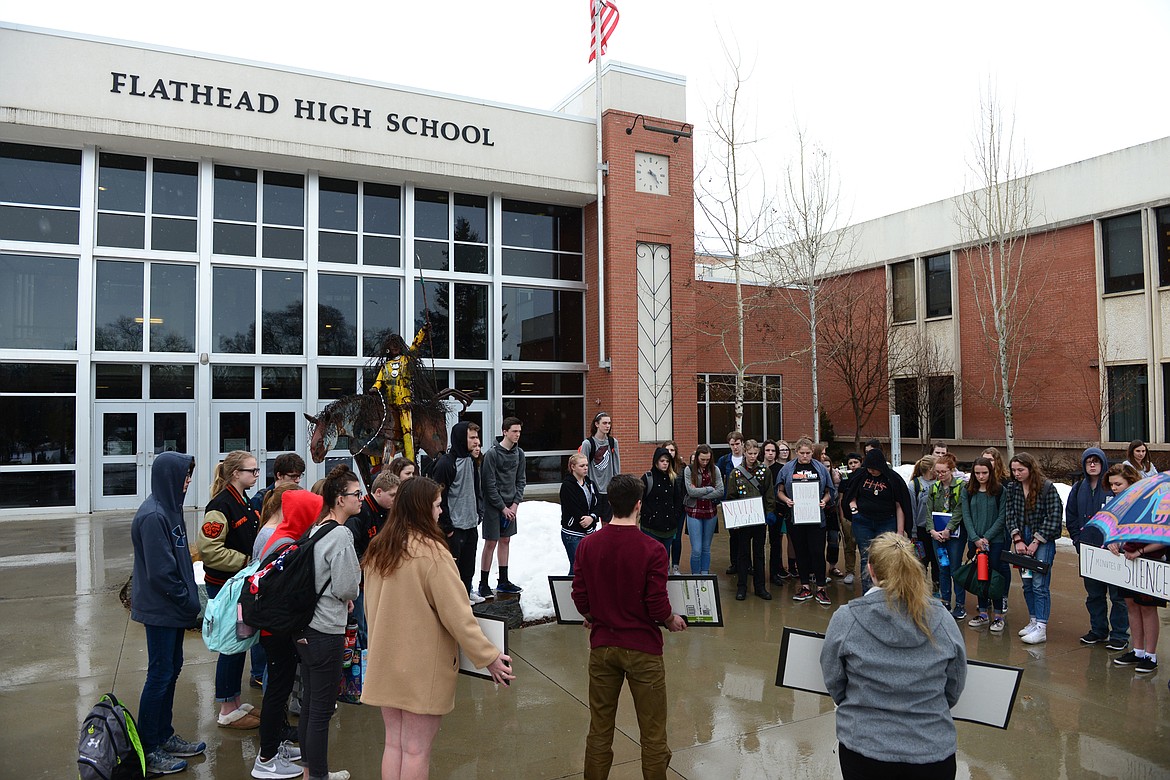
[{"x1": 3, "y1": 510, "x2": 1169, "y2": 779}]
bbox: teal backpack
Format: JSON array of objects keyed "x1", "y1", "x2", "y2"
[{"x1": 202, "y1": 559, "x2": 262, "y2": 654}]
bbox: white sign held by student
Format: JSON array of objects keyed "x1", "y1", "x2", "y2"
[
  {"x1": 1080, "y1": 545, "x2": 1170, "y2": 601},
  {"x1": 792, "y1": 482, "x2": 822, "y2": 525},
  {"x1": 722, "y1": 497, "x2": 766, "y2": 529}
]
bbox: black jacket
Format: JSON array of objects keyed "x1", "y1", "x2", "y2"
[
  {"x1": 560, "y1": 475, "x2": 599, "y2": 536},
  {"x1": 346, "y1": 494, "x2": 387, "y2": 560}
]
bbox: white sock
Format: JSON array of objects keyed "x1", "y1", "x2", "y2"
[
  {"x1": 1135, "y1": 649, "x2": 1148, "y2": 658},
  {"x1": 1147, "y1": 653, "x2": 1157, "y2": 663}
]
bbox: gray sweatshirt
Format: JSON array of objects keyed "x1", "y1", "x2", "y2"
[
  {"x1": 580, "y1": 435, "x2": 620, "y2": 493},
  {"x1": 307, "y1": 522, "x2": 361, "y2": 634},
  {"x1": 482, "y1": 440, "x2": 526, "y2": 511},
  {"x1": 820, "y1": 587, "x2": 967, "y2": 764}
]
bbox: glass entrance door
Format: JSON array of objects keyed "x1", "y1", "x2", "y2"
[
  {"x1": 212, "y1": 402, "x2": 304, "y2": 484},
  {"x1": 93, "y1": 403, "x2": 192, "y2": 511}
]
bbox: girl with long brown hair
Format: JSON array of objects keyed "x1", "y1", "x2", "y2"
[
  {"x1": 362, "y1": 478, "x2": 514, "y2": 779},
  {"x1": 961, "y1": 457, "x2": 1009, "y2": 631},
  {"x1": 1005, "y1": 453, "x2": 1062, "y2": 645},
  {"x1": 682, "y1": 444, "x2": 723, "y2": 574},
  {"x1": 821, "y1": 532, "x2": 966, "y2": 779}
]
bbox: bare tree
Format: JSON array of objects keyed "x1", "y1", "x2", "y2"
[
  {"x1": 770, "y1": 129, "x2": 852, "y2": 441},
  {"x1": 955, "y1": 91, "x2": 1041, "y2": 458},
  {"x1": 889, "y1": 327, "x2": 959, "y2": 455},
  {"x1": 693, "y1": 47, "x2": 780, "y2": 432},
  {"x1": 817, "y1": 273, "x2": 890, "y2": 449}
]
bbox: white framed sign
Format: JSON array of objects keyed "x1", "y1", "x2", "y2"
[
  {"x1": 458, "y1": 613, "x2": 508, "y2": 681},
  {"x1": 1080, "y1": 545, "x2": 1170, "y2": 600},
  {"x1": 723, "y1": 497, "x2": 766, "y2": 529},
  {"x1": 774, "y1": 627, "x2": 1024, "y2": 729},
  {"x1": 792, "y1": 482, "x2": 822, "y2": 525},
  {"x1": 548, "y1": 575, "x2": 724, "y2": 627}
]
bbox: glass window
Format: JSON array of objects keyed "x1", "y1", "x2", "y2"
[
  {"x1": 1155, "y1": 207, "x2": 1170, "y2": 288},
  {"x1": 0, "y1": 363, "x2": 75, "y2": 393},
  {"x1": 0, "y1": 396, "x2": 75, "y2": 465},
  {"x1": 0, "y1": 471, "x2": 75, "y2": 508},
  {"x1": 97, "y1": 153, "x2": 146, "y2": 249},
  {"x1": 152, "y1": 159, "x2": 199, "y2": 253},
  {"x1": 0, "y1": 143, "x2": 82, "y2": 244},
  {"x1": 501, "y1": 248, "x2": 582, "y2": 281},
  {"x1": 454, "y1": 370, "x2": 489, "y2": 399},
  {"x1": 414, "y1": 280, "x2": 448, "y2": 360},
  {"x1": 1102, "y1": 212, "x2": 1144, "y2": 294},
  {"x1": 1108, "y1": 365, "x2": 1149, "y2": 442},
  {"x1": 318, "y1": 367, "x2": 357, "y2": 400},
  {"x1": 319, "y1": 274, "x2": 357, "y2": 356},
  {"x1": 454, "y1": 194, "x2": 487, "y2": 243},
  {"x1": 262, "y1": 172, "x2": 304, "y2": 260},
  {"x1": 94, "y1": 260, "x2": 144, "y2": 352},
  {"x1": 261, "y1": 367, "x2": 302, "y2": 399},
  {"x1": 212, "y1": 365, "x2": 254, "y2": 399},
  {"x1": 694, "y1": 373, "x2": 784, "y2": 446},
  {"x1": 366, "y1": 183, "x2": 401, "y2": 236},
  {"x1": 261, "y1": 270, "x2": 303, "y2": 355},
  {"x1": 891, "y1": 261, "x2": 915, "y2": 323},
  {"x1": 501, "y1": 372, "x2": 583, "y2": 396},
  {"x1": 927, "y1": 376, "x2": 956, "y2": 439},
  {"x1": 415, "y1": 189, "x2": 449, "y2": 239},
  {"x1": 500, "y1": 367, "x2": 585, "y2": 484},
  {"x1": 894, "y1": 377, "x2": 919, "y2": 438},
  {"x1": 363, "y1": 277, "x2": 401, "y2": 357},
  {"x1": 150, "y1": 364, "x2": 195, "y2": 399},
  {"x1": 500, "y1": 286, "x2": 583, "y2": 362},
  {"x1": 0, "y1": 255, "x2": 77, "y2": 349},
  {"x1": 1164, "y1": 363, "x2": 1170, "y2": 444},
  {"x1": 213, "y1": 166, "x2": 257, "y2": 256},
  {"x1": 95, "y1": 364, "x2": 143, "y2": 399},
  {"x1": 319, "y1": 177, "x2": 358, "y2": 264},
  {"x1": 150, "y1": 264, "x2": 197, "y2": 352},
  {"x1": 502, "y1": 200, "x2": 583, "y2": 252},
  {"x1": 500, "y1": 396, "x2": 584, "y2": 452},
  {"x1": 924, "y1": 253, "x2": 951, "y2": 318},
  {"x1": 454, "y1": 284, "x2": 488, "y2": 360},
  {"x1": 212, "y1": 266, "x2": 255, "y2": 353}
]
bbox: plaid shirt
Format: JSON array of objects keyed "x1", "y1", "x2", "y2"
[{"x1": 1004, "y1": 480, "x2": 1063, "y2": 543}]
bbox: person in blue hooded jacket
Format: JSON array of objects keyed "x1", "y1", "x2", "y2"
[
  {"x1": 131, "y1": 451, "x2": 206, "y2": 776},
  {"x1": 1066, "y1": 446, "x2": 1130, "y2": 650}
]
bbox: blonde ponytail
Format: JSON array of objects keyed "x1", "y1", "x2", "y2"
[{"x1": 868, "y1": 532, "x2": 933, "y2": 641}]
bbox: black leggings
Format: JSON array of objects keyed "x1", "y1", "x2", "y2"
[
  {"x1": 295, "y1": 628, "x2": 344, "y2": 778},
  {"x1": 790, "y1": 524, "x2": 827, "y2": 586},
  {"x1": 839, "y1": 743, "x2": 956, "y2": 780},
  {"x1": 258, "y1": 633, "x2": 298, "y2": 759}
]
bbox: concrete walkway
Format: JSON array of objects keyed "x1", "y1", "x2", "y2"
[{"x1": 2, "y1": 510, "x2": 1168, "y2": 778}]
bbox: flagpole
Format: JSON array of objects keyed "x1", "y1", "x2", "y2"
[{"x1": 594, "y1": 1, "x2": 610, "y2": 370}]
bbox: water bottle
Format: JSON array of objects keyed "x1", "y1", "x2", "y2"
[
  {"x1": 937, "y1": 545, "x2": 950, "y2": 569},
  {"x1": 977, "y1": 550, "x2": 990, "y2": 582}
]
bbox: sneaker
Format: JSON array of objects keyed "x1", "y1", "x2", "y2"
[
  {"x1": 1079, "y1": 632, "x2": 1106, "y2": 645},
  {"x1": 793, "y1": 585, "x2": 813, "y2": 602},
  {"x1": 496, "y1": 580, "x2": 523, "y2": 594},
  {"x1": 952, "y1": 606, "x2": 968, "y2": 621},
  {"x1": 989, "y1": 618, "x2": 1006, "y2": 633},
  {"x1": 828, "y1": 568, "x2": 846, "y2": 579},
  {"x1": 1021, "y1": 624, "x2": 1047, "y2": 644},
  {"x1": 162, "y1": 733, "x2": 206, "y2": 757},
  {"x1": 1136, "y1": 657, "x2": 1159, "y2": 674},
  {"x1": 250, "y1": 674, "x2": 264, "y2": 689},
  {"x1": 145, "y1": 748, "x2": 188, "y2": 776},
  {"x1": 725, "y1": 565, "x2": 737, "y2": 575},
  {"x1": 670, "y1": 565, "x2": 681, "y2": 576},
  {"x1": 326, "y1": 772, "x2": 351, "y2": 780},
  {"x1": 968, "y1": 614, "x2": 990, "y2": 628},
  {"x1": 278, "y1": 741, "x2": 301, "y2": 761},
  {"x1": 279, "y1": 721, "x2": 298, "y2": 744},
  {"x1": 1018, "y1": 618, "x2": 1038, "y2": 637},
  {"x1": 755, "y1": 588, "x2": 772, "y2": 601},
  {"x1": 814, "y1": 588, "x2": 831, "y2": 606},
  {"x1": 1113, "y1": 651, "x2": 1141, "y2": 666},
  {"x1": 770, "y1": 573, "x2": 785, "y2": 586},
  {"x1": 252, "y1": 751, "x2": 301, "y2": 779},
  {"x1": 843, "y1": 573, "x2": 855, "y2": 585},
  {"x1": 469, "y1": 591, "x2": 486, "y2": 605},
  {"x1": 477, "y1": 582, "x2": 494, "y2": 598},
  {"x1": 736, "y1": 587, "x2": 747, "y2": 601},
  {"x1": 1105, "y1": 638, "x2": 1129, "y2": 652}
]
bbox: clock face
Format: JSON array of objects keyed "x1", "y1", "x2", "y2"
[{"x1": 635, "y1": 152, "x2": 669, "y2": 195}]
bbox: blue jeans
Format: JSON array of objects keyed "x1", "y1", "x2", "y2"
[
  {"x1": 1019, "y1": 541, "x2": 1057, "y2": 622},
  {"x1": 206, "y1": 582, "x2": 247, "y2": 702},
  {"x1": 687, "y1": 515, "x2": 717, "y2": 574},
  {"x1": 670, "y1": 523, "x2": 684, "y2": 567},
  {"x1": 1083, "y1": 561, "x2": 1130, "y2": 642},
  {"x1": 562, "y1": 531, "x2": 584, "y2": 575},
  {"x1": 138, "y1": 625, "x2": 185, "y2": 753},
  {"x1": 935, "y1": 536, "x2": 969, "y2": 609},
  {"x1": 851, "y1": 514, "x2": 898, "y2": 591}
]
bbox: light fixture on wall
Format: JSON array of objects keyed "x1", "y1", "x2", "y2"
[{"x1": 625, "y1": 114, "x2": 692, "y2": 143}]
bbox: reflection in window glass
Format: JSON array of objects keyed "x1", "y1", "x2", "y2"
[
  {"x1": 154, "y1": 412, "x2": 188, "y2": 454},
  {"x1": 501, "y1": 372, "x2": 583, "y2": 395},
  {"x1": 261, "y1": 270, "x2": 303, "y2": 355},
  {"x1": 318, "y1": 367, "x2": 357, "y2": 399},
  {"x1": 364, "y1": 235, "x2": 400, "y2": 267},
  {"x1": 0, "y1": 143, "x2": 82, "y2": 207},
  {"x1": 95, "y1": 364, "x2": 143, "y2": 399},
  {"x1": 415, "y1": 189, "x2": 449, "y2": 239},
  {"x1": 212, "y1": 267, "x2": 255, "y2": 353},
  {"x1": 150, "y1": 364, "x2": 195, "y2": 399},
  {"x1": 0, "y1": 396, "x2": 75, "y2": 465},
  {"x1": 262, "y1": 367, "x2": 302, "y2": 399},
  {"x1": 365, "y1": 183, "x2": 401, "y2": 236},
  {"x1": 0, "y1": 363, "x2": 75, "y2": 393},
  {"x1": 695, "y1": 373, "x2": 784, "y2": 446},
  {"x1": 414, "y1": 240, "x2": 449, "y2": 271},
  {"x1": 501, "y1": 248, "x2": 581, "y2": 281},
  {"x1": 500, "y1": 286, "x2": 582, "y2": 362},
  {"x1": 212, "y1": 365, "x2": 254, "y2": 399},
  {"x1": 1108, "y1": 365, "x2": 1149, "y2": 441},
  {"x1": 500, "y1": 396, "x2": 584, "y2": 452},
  {"x1": 414, "y1": 280, "x2": 448, "y2": 360},
  {"x1": 454, "y1": 371, "x2": 488, "y2": 399},
  {"x1": 454, "y1": 284, "x2": 488, "y2": 359},
  {"x1": 95, "y1": 260, "x2": 144, "y2": 351},
  {"x1": 455, "y1": 244, "x2": 488, "y2": 274},
  {"x1": 0, "y1": 255, "x2": 78, "y2": 349},
  {"x1": 1102, "y1": 212, "x2": 1144, "y2": 294},
  {"x1": 319, "y1": 178, "x2": 358, "y2": 231},
  {"x1": 319, "y1": 274, "x2": 357, "y2": 356},
  {"x1": 0, "y1": 471, "x2": 75, "y2": 508},
  {"x1": 924, "y1": 253, "x2": 952, "y2": 318},
  {"x1": 454, "y1": 194, "x2": 487, "y2": 243},
  {"x1": 150, "y1": 263, "x2": 197, "y2": 352},
  {"x1": 502, "y1": 200, "x2": 582, "y2": 252},
  {"x1": 97, "y1": 153, "x2": 146, "y2": 213},
  {"x1": 218, "y1": 411, "x2": 252, "y2": 452},
  {"x1": 363, "y1": 277, "x2": 401, "y2": 357},
  {"x1": 0, "y1": 204, "x2": 81, "y2": 243},
  {"x1": 891, "y1": 261, "x2": 915, "y2": 323},
  {"x1": 153, "y1": 159, "x2": 198, "y2": 217},
  {"x1": 214, "y1": 166, "x2": 257, "y2": 221},
  {"x1": 263, "y1": 172, "x2": 304, "y2": 227}
]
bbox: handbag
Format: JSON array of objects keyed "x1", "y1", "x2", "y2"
[
  {"x1": 998, "y1": 549, "x2": 1050, "y2": 574},
  {"x1": 953, "y1": 558, "x2": 1007, "y2": 600}
]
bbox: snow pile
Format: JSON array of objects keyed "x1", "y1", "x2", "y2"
[{"x1": 477, "y1": 501, "x2": 566, "y2": 620}]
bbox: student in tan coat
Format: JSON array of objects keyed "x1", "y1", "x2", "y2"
[{"x1": 362, "y1": 477, "x2": 515, "y2": 780}]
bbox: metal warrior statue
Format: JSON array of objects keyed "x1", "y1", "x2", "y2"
[{"x1": 304, "y1": 323, "x2": 470, "y2": 487}]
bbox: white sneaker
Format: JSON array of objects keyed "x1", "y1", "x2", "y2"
[
  {"x1": 1018, "y1": 618, "x2": 1037, "y2": 637},
  {"x1": 670, "y1": 565, "x2": 681, "y2": 576},
  {"x1": 1021, "y1": 624, "x2": 1047, "y2": 645},
  {"x1": 469, "y1": 591, "x2": 486, "y2": 605},
  {"x1": 278, "y1": 740, "x2": 301, "y2": 762},
  {"x1": 252, "y1": 751, "x2": 301, "y2": 779},
  {"x1": 327, "y1": 772, "x2": 351, "y2": 780},
  {"x1": 843, "y1": 573, "x2": 855, "y2": 585}
]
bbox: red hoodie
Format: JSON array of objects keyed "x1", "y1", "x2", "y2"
[{"x1": 262, "y1": 490, "x2": 325, "y2": 557}]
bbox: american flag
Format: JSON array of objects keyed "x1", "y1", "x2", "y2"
[{"x1": 589, "y1": 0, "x2": 620, "y2": 62}]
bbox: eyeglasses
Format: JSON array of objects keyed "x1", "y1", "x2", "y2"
[
  {"x1": 283, "y1": 473, "x2": 303, "y2": 482},
  {"x1": 238, "y1": 467, "x2": 261, "y2": 476},
  {"x1": 341, "y1": 490, "x2": 364, "y2": 499}
]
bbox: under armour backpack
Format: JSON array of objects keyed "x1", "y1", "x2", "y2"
[
  {"x1": 78, "y1": 692, "x2": 146, "y2": 780},
  {"x1": 202, "y1": 558, "x2": 262, "y2": 654},
  {"x1": 239, "y1": 521, "x2": 339, "y2": 636}
]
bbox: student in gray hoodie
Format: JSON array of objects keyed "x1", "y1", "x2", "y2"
[
  {"x1": 481, "y1": 416, "x2": 526, "y2": 596},
  {"x1": 821, "y1": 532, "x2": 966, "y2": 779}
]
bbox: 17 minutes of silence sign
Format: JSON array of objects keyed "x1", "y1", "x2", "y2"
[{"x1": 1080, "y1": 546, "x2": 1170, "y2": 600}]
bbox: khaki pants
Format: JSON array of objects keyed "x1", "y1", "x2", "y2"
[{"x1": 585, "y1": 646, "x2": 671, "y2": 780}]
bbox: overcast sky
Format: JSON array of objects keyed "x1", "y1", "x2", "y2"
[{"x1": 4, "y1": 0, "x2": 1168, "y2": 250}]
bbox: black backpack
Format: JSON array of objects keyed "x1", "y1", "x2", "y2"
[
  {"x1": 239, "y1": 521, "x2": 339, "y2": 635},
  {"x1": 78, "y1": 692, "x2": 146, "y2": 780}
]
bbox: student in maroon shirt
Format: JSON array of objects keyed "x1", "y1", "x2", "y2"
[{"x1": 571, "y1": 474, "x2": 688, "y2": 780}]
